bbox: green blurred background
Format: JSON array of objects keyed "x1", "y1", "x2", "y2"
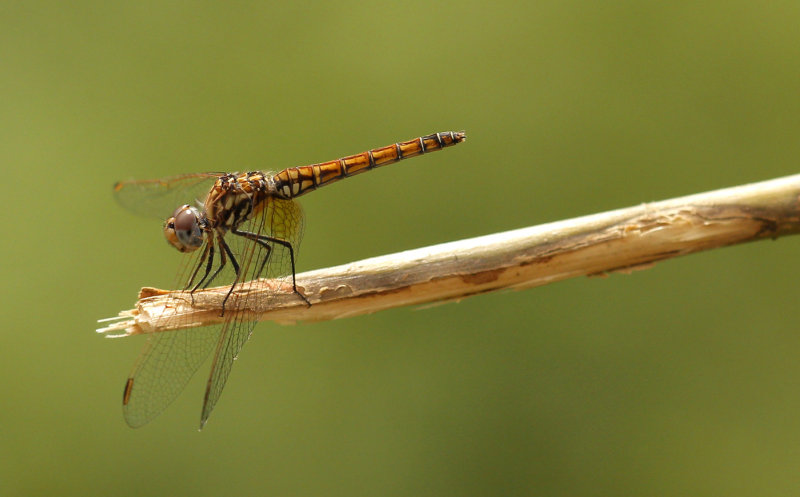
[{"x1": 3, "y1": 1, "x2": 800, "y2": 495}]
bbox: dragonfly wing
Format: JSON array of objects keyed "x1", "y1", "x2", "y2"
[
  {"x1": 123, "y1": 324, "x2": 221, "y2": 428},
  {"x1": 240, "y1": 196, "x2": 305, "y2": 282},
  {"x1": 199, "y1": 317, "x2": 256, "y2": 429},
  {"x1": 113, "y1": 173, "x2": 221, "y2": 220},
  {"x1": 198, "y1": 196, "x2": 306, "y2": 428}
]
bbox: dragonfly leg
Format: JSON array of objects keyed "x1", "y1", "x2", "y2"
[
  {"x1": 231, "y1": 227, "x2": 311, "y2": 307},
  {"x1": 183, "y1": 241, "x2": 213, "y2": 306},
  {"x1": 201, "y1": 240, "x2": 228, "y2": 290},
  {"x1": 216, "y1": 235, "x2": 241, "y2": 316},
  {"x1": 187, "y1": 241, "x2": 214, "y2": 291},
  {"x1": 241, "y1": 237, "x2": 273, "y2": 280}
]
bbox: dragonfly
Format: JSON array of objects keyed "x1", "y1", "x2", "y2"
[{"x1": 112, "y1": 131, "x2": 466, "y2": 429}]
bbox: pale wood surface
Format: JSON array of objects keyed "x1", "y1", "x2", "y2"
[{"x1": 98, "y1": 173, "x2": 800, "y2": 338}]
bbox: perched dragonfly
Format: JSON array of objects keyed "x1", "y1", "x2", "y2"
[{"x1": 112, "y1": 131, "x2": 466, "y2": 429}]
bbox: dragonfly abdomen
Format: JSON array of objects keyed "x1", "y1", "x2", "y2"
[{"x1": 273, "y1": 131, "x2": 465, "y2": 199}]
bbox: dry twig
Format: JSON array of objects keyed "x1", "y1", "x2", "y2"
[{"x1": 98, "y1": 173, "x2": 800, "y2": 337}]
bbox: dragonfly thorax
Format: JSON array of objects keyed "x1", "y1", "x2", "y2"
[
  {"x1": 164, "y1": 204, "x2": 206, "y2": 252},
  {"x1": 202, "y1": 172, "x2": 276, "y2": 231}
]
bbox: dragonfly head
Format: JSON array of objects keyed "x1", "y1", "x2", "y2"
[{"x1": 164, "y1": 205, "x2": 205, "y2": 253}]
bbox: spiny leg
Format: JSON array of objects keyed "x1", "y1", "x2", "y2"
[
  {"x1": 239, "y1": 236, "x2": 272, "y2": 281},
  {"x1": 231, "y1": 227, "x2": 311, "y2": 307},
  {"x1": 187, "y1": 241, "x2": 214, "y2": 292},
  {"x1": 185, "y1": 241, "x2": 213, "y2": 306},
  {"x1": 201, "y1": 239, "x2": 229, "y2": 291},
  {"x1": 183, "y1": 238, "x2": 214, "y2": 292},
  {"x1": 216, "y1": 234, "x2": 241, "y2": 315}
]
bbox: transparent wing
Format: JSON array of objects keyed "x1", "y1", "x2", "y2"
[
  {"x1": 122, "y1": 324, "x2": 222, "y2": 428},
  {"x1": 121, "y1": 242, "x2": 224, "y2": 428},
  {"x1": 113, "y1": 173, "x2": 221, "y2": 220},
  {"x1": 199, "y1": 196, "x2": 305, "y2": 428},
  {"x1": 119, "y1": 188, "x2": 305, "y2": 429},
  {"x1": 115, "y1": 173, "x2": 224, "y2": 427}
]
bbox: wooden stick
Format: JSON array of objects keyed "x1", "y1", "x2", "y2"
[{"x1": 98, "y1": 173, "x2": 800, "y2": 338}]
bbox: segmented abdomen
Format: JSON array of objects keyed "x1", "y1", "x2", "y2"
[{"x1": 272, "y1": 131, "x2": 465, "y2": 199}]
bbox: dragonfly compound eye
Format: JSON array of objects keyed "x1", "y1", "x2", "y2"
[{"x1": 164, "y1": 205, "x2": 204, "y2": 252}]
